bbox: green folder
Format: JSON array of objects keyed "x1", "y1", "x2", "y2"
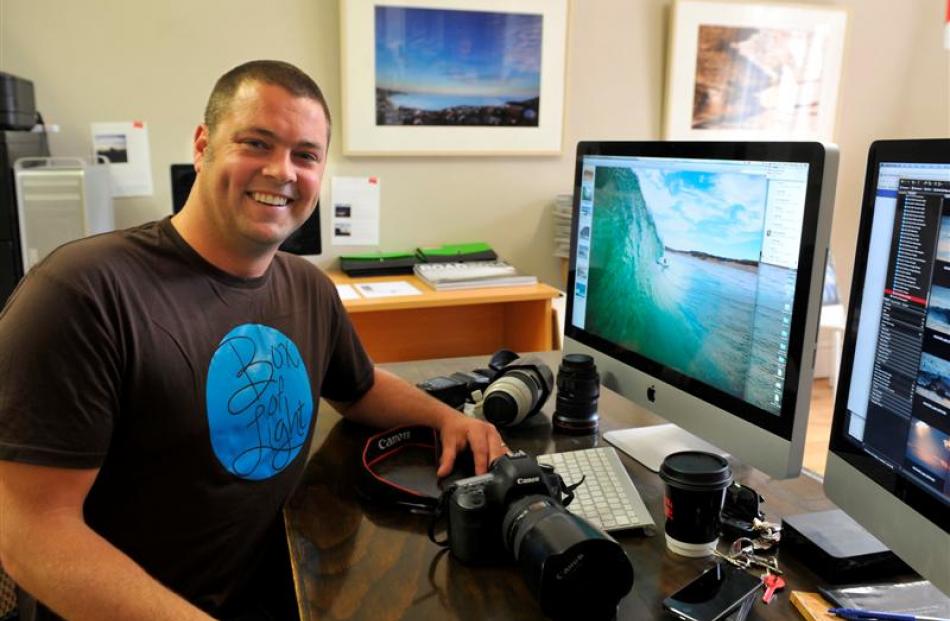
[
  {"x1": 339, "y1": 250, "x2": 418, "y2": 277},
  {"x1": 416, "y1": 242, "x2": 497, "y2": 263}
]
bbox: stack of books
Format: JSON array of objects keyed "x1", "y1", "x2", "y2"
[
  {"x1": 414, "y1": 260, "x2": 538, "y2": 291},
  {"x1": 553, "y1": 193, "x2": 573, "y2": 259}
]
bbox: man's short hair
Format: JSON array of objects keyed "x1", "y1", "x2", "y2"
[{"x1": 204, "y1": 60, "x2": 331, "y2": 143}]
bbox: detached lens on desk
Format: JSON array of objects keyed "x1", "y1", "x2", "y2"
[{"x1": 553, "y1": 354, "x2": 600, "y2": 435}]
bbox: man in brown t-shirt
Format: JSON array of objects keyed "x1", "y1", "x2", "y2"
[{"x1": 0, "y1": 60, "x2": 507, "y2": 620}]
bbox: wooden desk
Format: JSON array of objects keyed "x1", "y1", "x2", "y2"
[
  {"x1": 329, "y1": 271, "x2": 560, "y2": 363},
  {"x1": 285, "y1": 352, "x2": 836, "y2": 620}
]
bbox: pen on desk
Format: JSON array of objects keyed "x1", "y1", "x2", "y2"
[{"x1": 828, "y1": 608, "x2": 950, "y2": 621}]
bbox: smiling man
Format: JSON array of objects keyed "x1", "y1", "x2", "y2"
[
  {"x1": 0, "y1": 60, "x2": 506, "y2": 621},
  {"x1": 177, "y1": 74, "x2": 330, "y2": 276}
]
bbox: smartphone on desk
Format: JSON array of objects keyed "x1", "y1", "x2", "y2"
[{"x1": 662, "y1": 561, "x2": 762, "y2": 621}]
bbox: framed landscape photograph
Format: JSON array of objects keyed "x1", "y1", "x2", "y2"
[
  {"x1": 664, "y1": 0, "x2": 847, "y2": 140},
  {"x1": 340, "y1": 0, "x2": 568, "y2": 155}
]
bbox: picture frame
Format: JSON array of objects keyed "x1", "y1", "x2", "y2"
[
  {"x1": 340, "y1": 0, "x2": 568, "y2": 156},
  {"x1": 664, "y1": 0, "x2": 847, "y2": 140}
]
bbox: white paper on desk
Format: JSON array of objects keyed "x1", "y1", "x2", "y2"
[
  {"x1": 90, "y1": 121, "x2": 153, "y2": 197},
  {"x1": 331, "y1": 176, "x2": 380, "y2": 246},
  {"x1": 354, "y1": 281, "x2": 421, "y2": 298},
  {"x1": 335, "y1": 284, "x2": 361, "y2": 300}
]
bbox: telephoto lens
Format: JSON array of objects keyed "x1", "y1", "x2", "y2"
[
  {"x1": 553, "y1": 354, "x2": 600, "y2": 434},
  {"x1": 481, "y1": 356, "x2": 554, "y2": 427}
]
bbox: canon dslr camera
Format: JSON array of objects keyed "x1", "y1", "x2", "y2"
[{"x1": 438, "y1": 451, "x2": 634, "y2": 620}]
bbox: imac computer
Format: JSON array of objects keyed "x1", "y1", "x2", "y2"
[
  {"x1": 563, "y1": 141, "x2": 838, "y2": 479},
  {"x1": 824, "y1": 139, "x2": 950, "y2": 593}
]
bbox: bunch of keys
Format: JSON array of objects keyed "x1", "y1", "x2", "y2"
[
  {"x1": 712, "y1": 538, "x2": 787, "y2": 604},
  {"x1": 751, "y1": 518, "x2": 782, "y2": 549}
]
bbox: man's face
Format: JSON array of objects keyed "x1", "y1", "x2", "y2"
[{"x1": 193, "y1": 80, "x2": 328, "y2": 252}]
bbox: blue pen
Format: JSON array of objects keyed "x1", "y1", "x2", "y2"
[{"x1": 828, "y1": 608, "x2": 950, "y2": 621}]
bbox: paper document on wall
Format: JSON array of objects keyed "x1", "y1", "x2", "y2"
[
  {"x1": 331, "y1": 176, "x2": 380, "y2": 246},
  {"x1": 90, "y1": 121, "x2": 153, "y2": 197}
]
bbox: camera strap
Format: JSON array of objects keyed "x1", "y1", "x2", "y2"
[{"x1": 359, "y1": 425, "x2": 442, "y2": 513}]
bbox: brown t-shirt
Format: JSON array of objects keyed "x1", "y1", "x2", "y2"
[{"x1": 0, "y1": 218, "x2": 374, "y2": 617}]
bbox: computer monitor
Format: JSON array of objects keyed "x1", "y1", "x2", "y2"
[
  {"x1": 563, "y1": 141, "x2": 838, "y2": 479},
  {"x1": 824, "y1": 139, "x2": 950, "y2": 593},
  {"x1": 170, "y1": 164, "x2": 196, "y2": 214},
  {"x1": 169, "y1": 163, "x2": 322, "y2": 255}
]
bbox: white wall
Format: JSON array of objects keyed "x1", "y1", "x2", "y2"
[
  {"x1": 825, "y1": 0, "x2": 949, "y2": 304},
  {"x1": 1, "y1": 0, "x2": 947, "y2": 295}
]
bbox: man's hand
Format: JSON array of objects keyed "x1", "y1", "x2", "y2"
[
  {"x1": 436, "y1": 414, "x2": 507, "y2": 477},
  {"x1": 331, "y1": 368, "x2": 509, "y2": 477}
]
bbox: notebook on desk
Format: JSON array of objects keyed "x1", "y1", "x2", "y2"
[{"x1": 414, "y1": 260, "x2": 537, "y2": 291}]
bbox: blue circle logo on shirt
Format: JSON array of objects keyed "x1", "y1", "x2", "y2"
[{"x1": 206, "y1": 323, "x2": 313, "y2": 480}]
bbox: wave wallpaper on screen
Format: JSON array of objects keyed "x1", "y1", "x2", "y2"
[{"x1": 583, "y1": 165, "x2": 787, "y2": 414}]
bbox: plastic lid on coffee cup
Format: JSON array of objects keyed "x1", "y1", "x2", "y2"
[{"x1": 659, "y1": 451, "x2": 732, "y2": 492}]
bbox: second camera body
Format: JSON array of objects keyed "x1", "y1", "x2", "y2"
[{"x1": 417, "y1": 351, "x2": 555, "y2": 427}]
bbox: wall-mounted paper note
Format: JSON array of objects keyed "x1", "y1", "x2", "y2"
[
  {"x1": 90, "y1": 121, "x2": 153, "y2": 197},
  {"x1": 331, "y1": 176, "x2": 380, "y2": 246}
]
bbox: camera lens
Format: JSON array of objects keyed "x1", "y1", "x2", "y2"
[
  {"x1": 483, "y1": 370, "x2": 538, "y2": 426},
  {"x1": 553, "y1": 354, "x2": 600, "y2": 435},
  {"x1": 501, "y1": 494, "x2": 634, "y2": 620}
]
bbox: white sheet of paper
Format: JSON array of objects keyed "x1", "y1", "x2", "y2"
[
  {"x1": 331, "y1": 176, "x2": 380, "y2": 246},
  {"x1": 354, "y1": 281, "x2": 421, "y2": 298},
  {"x1": 90, "y1": 121, "x2": 153, "y2": 197},
  {"x1": 335, "y1": 284, "x2": 361, "y2": 300}
]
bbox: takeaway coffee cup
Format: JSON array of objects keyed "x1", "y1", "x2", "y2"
[{"x1": 659, "y1": 451, "x2": 733, "y2": 557}]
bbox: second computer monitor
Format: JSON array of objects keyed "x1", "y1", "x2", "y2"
[
  {"x1": 563, "y1": 141, "x2": 837, "y2": 479},
  {"x1": 824, "y1": 138, "x2": 950, "y2": 593}
]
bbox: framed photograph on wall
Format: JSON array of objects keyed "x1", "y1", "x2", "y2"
[
  {"x1": 340, "y1": 0, "x2": 568, "y2": 156},
  {"x1": 664, "y1": 0, "x2": 847, "y2": 140}
]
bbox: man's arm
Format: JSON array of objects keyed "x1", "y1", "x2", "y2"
[
  {"x1": 0, "y1": 461, "x2": 214, "y2": 621},
  {"x1": 329, "y1": 368, "x2": 507, "y2": 476}
]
